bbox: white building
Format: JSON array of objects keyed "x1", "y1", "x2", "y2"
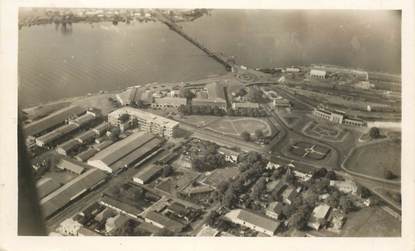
[
  {"x1": 310, "y1": 69, "x2": 327, "y2": 79},
  {"x1": 224, "y1": 209, "x2": 280, "y2": 236},
  {"x1": 307, "y1": 204, "x2": 331, "y2": 230},
  {"x1": 108, "y1": 107, "x2": 179, "y2": 138},
  {"x1": 56, "y1": 218, "x2": 82, "y2": 236},
  {"x1": 329, "y1": 180, "x2": 358, "y2": 194}
]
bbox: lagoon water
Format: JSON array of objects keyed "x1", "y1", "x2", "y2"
[{"x1": 18, "y1": 9, "x2": 401, "y2": 107}]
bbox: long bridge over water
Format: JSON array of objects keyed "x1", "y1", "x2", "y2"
[{"x1": 154, "y1": 11, "x2": 235, "y2": 72}]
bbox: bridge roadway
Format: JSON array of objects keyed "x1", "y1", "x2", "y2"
[{"x1": 154, "y1": 10, "x2": 234, "y2": 71}]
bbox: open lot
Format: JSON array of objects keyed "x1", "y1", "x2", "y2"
[
  {"x1": 304, "y1": 121, "x2": 348, "y2": 142},
  {"x1": 340, "y1": 207, "x2": 401, "y2": 237},
  {"x1": 344, "y1": 140, "x2": 401, "y2": 179},
  {"x1": 206, "y1": 117, "x2": 273, "y2": 137},
  {"x1": 201, "y1": 167, "x2": 239, "y2": 188},
  {"x1": 289, "y1": 141, "x2": 331, "y2": 160}
]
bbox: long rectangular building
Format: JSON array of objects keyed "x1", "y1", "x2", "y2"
[
  {"x1": 35, "y1": 123, "x2": 79, "y2": 147},
  {"x1": 23, "y1": 106, "x2": 86, "y2": 137},
  {"x1": 87, "y1": 132, "x2": 162, "y2": 173},
  {"x1": 39, "y1": 168, "x2": 107, "y2": 219},
  {"x1": 108, "y1": 107, "x2": 179, "y2": 138}
]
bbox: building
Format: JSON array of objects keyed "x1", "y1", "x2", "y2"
[
  {"x1": 78, "y1": 226, "x2": 102, "y2": 236},
  {"x1": 273, "y1": 98, "x2": 291, "y2": 108},
  {"x1": 232, "y1": 102, "x2": 260, "y2": 109},
  {"x1": 133, "y1": 165, "x2": 163, "y2": 184},
  {"x1": 196, "y1": 225, "x2": 220, "y2": 237},
  {"x1": 281, "y1": 186, "x2": 298, "y2": 205},
  {"x1": 75, "y1": 148, "x2": 99, "y2": 162},
  {"x1": 35, "y1": 123, "x2": 79, "y2": 147},
  {"x1": 224, "y1": 209, "x2": 281, "y2": 236},
  {"x1": 151, "y1": 97, "x2": 187, "y2": 109},
  {"x1": 329, "y1": 180, "x2": 358, "y2": 194},
  {"x1": 108, "y1": 107, "x2": 179, "y2": 138},
  {"x1": 218, "y1": 147, "x2": 239, "y2": 163},
  {"x1": 56, "y1": 159, "x2": 86, "y2": 175},
  {"x1": 144, "y1": 211, "x2": 185, "y2": 234},
  {"x1": 23, "y1": 106, "x2": 86, "y2": 137},
  {"x1": 99, "y1": 196, "x2": 141, "y2": 219},
  {"x1": 57, "y1": 218, "x2": 82, "y2": 236},
  {"x1": 310, "y1": 69, "x2": 327, "y2": 79},
  {"x1": 68, "y1": 111, "x2": 97, "y2": 127},
  {"x1": 75, "y1": 130, "x2": 97, "y2": 144},
  {"x1": 56, "y1": 139, "x2": 81, "y2": 156},
  {"x1": 116, "y1": 86, "x2": 154, "y2": 106},
  {"x1": 191, "y1": 98, "x2": 227, "y2": 109},
  {"x1": 307, "y1": 204, "x2": 331, "y2": 230},
  {"x1": 312, "y1": 107, "x2": 366, "y2": 127},
  {"x1": 285, "y1": 67, "x2": 300, "y2": 72},
  {"x1": 88, "y1": 132, "x2": 162, "y2": 174},
  {"x1": 92, "y1": 140, "x2": 114, "y2": 152},
  {"x1": 36, "y1": 177, "x2": 61, "y2": 199},
  {"x1": 40, "y1": 168, "x2": 107, "y2": 219},
  {"x1": 105, "y1": 214, "x2": 129, "y2": 233},
  {"x1": 265, "y1": 201, "x2": 283, "y2": 220},
  {"x1": 92, "y1": 122, "x2": 109, "y2": 136}
]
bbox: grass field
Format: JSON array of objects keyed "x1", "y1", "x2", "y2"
[
  {"x1": 345, "y1": 140, "x2": 401, "y2": 178},
  {"x1": 340, "y1": 207, "x2": 401, "y2": 237},
  {"x1": 206, "y1": 117, "x2": 272, "y2": 137}
]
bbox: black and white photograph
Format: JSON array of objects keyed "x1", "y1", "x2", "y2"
[{"x1": 1, "y1": 0, "x2": 415, "y2": 250}]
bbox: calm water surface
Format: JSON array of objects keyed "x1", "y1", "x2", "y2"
[{"x1": 18, "y1": 10, "x2": 401, "y2": 107}]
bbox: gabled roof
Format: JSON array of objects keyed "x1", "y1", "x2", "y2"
[
  {"x1": 226, "y1": 209, "x2": 280, "y2": 234},
  {"x1": 24, "y1": 106, "x2": 86, "y2": 136},
  {"x1": 36, "y1": 177, "x2": 61, "y2": 199},
  {"x1": 144, "y1": 211, "x2": 185, "y2": 233}
]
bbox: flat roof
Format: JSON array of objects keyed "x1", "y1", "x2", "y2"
[
  {"x1": 312, "y1": 204, "x2": 331, "y2": 219},
  {"x1": 109, "y1": 107, "x2": 179, "y2": 128},
  {"x1": 153, "y1": 97, "x2": 187, "y2": 105},
  {"x1": 89, "y1": 132, "x2": 155, "y2": 166},
  {"x1": 40, "y1": 168, "x2": 106, "y2": 218},
  {"x1": 23, "y1": 106, "x2": 86, "y2": 136}
]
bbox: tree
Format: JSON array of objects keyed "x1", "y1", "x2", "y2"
[
  {"x1": 369, "y1": 127, "x2": 381, "y2": 139},
  {"x1": 109, "y1": 127, "x2": 121, "y2": 140},
  {"x1": 384, "y1": 169, "x2": 396, "y2": 180},
  {"x1": 312, "y1": 167, "x2": 328, "y2": 179},
  {"x1": 304, "y1": 192, "x2": 319, "y2": 208},
  {"x1": 162, "y1": 165, "x2": 173, "y2": 177},
  {"x1": 327, "y1": 191, "x2": 341, "y2": 208},
  {"x1": 282, "y1": 204, "x2": 295, "y2": 219},
  {"x1": 222, "y1": 188, "x2": 236, "y2": 208},
  {"x1": 217, "y1": 180, "x2": 230, "y2": 194},
  {"x1": 288, "y1": 210, "x2": 308, "y2": 230},
  {"x1": 357, "y1": 186, "x2": 371, "y2": 199},
  {"x1": 207, "y1": 211, "x2": 219, "y2": 226},
  {"x1": 181, "y1": 88, "x2": 195, "y2": 100},
  {"x1": 339, "y1": 195, "x2": 354, "y2": 213},
  {"x1": 254, "y1": 129, "x2": 264, "y2": 140},
  {"x1": 240, "y1": 131, "x2": 251, "y2": 142}
]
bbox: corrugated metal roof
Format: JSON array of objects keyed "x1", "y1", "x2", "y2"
[
  {"x1": 57, "y1": 159, "x2": 85, "y2": 174},
  {"x1": 36, "y1": 177, "x2": 61, "y2": 199},
  {"x1": 76, "y1": 130, "x2": 97, "y2": 142},
  {"x1": 92, "y1": 140, "x2": 114, "y2": 151},
  {"x1": 70, "y1": 113, "x2": 96, "y2": 127},
  {"x1": 235, "y1": 209, "x2": 280, "y2": 233},
  {"x1": 24, "y1": 106, "x2": 86, "y2": 136},
  {"x1": 133, "y1": 164, "x2": 163, "y2": 184},
  {"x1": 40, "y1": 168, "x2": 107, "y2": 218},
  {"x1": 57, "y1": 139, "x2": 81, "y2": 152},
  {"x1": 89, "y1": 132, "x2": 155, "y2": 166},
  {"x1": 75, "y1": 148, "x2": 98, "y2": 162}
]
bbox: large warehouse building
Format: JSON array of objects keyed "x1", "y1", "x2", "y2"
[
  {"x1": 23, "y1": 106, "x2": 87, "y2": 137},
  {"x1": 87, "y1": 131, "x2": 163, "y2": 173},
  {"x1": 108, "y1": 107, "x2": 179, "y2": 138},
  {"x1": 39, "y1": 168, "x2": 107, "y2": 219}
]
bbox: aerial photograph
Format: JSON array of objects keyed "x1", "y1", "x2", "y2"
[{"x1": 17, "y1": 8, "x2": 401, "y2": 237}]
